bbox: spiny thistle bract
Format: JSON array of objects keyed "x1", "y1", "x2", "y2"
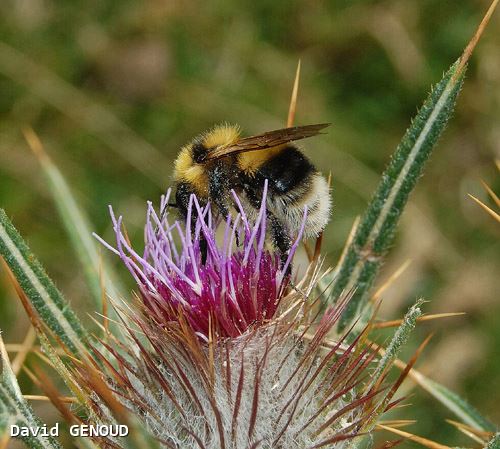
[{"x1": 79, "y1": 187, "x2": 401, "y2": 449}]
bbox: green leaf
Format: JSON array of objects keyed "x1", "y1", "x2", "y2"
[
  {"x1": 326, "y1": 60, "x2": 465, "y2": 331},
  {"x1": 1, "y1": 333, "x2": 23, "y2": 400},
  {"x1": 0, "y1": 208, "x2": 88, "y2": 358},
  {"x1": 0, "y1": 383, "x2": 63, "y2": 449},
  {"x1": 0, "y1": 333, "x2": 62, "y2": 449},
  {"x1": 408, "y1": 369, "x2": 496, "y2": 432},
  {"x1": 25, "y1": 129, "x2": 126, "y2": 311}
]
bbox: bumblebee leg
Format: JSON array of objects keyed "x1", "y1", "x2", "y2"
[
  {"x1": 268, "y1": 213, "x2": 292, "y2": 273},
  {"x1": 209, "y1": 163, "x2": 231, "y2": 219},
  {"x1": 199, "y1": 237, "x2": 208, "y2": 265},
  {"x1": 175, "y1": 182, "x2": 192, "y2": 218}
]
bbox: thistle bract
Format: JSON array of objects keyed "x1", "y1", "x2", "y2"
[
  {"x1": 84, "y1": 187, "x2": 402, "y2": 449},
  {"x1": 96, "y1": 181, "x2": 305, "y2": 339},
  {"x1": 81, "y1": 300, "x2": 385, "y2": 449}
]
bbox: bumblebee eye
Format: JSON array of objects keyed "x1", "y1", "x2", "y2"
[{"x1": 192, "y1": 143, "x2": 207, "y2": 164}]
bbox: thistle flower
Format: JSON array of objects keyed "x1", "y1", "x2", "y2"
[
  {"x1": 96, "y1": 181, "x2": 305, "y2": 339},
  {"x1": 80, "y1": 187, "x2": 404, "y2": 449}
]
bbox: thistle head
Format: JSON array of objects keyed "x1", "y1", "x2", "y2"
[
  {"x1": 79, "y1": 183, "x2": 415, "y2": 449},
  {"x1": 96, "y1": 181, "x2": 306, "y2": 340}
]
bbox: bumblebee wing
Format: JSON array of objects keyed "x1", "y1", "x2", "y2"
[{"x1": 206, "y1": 123, "x2": 330, "y2": 160}]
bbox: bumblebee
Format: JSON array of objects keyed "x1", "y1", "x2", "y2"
[{"x1": 173, "y1": 123, "x2": 332, "y2": 263}]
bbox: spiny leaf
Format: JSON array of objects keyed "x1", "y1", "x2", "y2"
[
  {"x1": 0, "y1": 334, "x2": 62, "y2": 449},
  {"x1": 327, "y1": 60, "x2": 465, "y2": 330},
  {"x1": 0, "y1": 383, "x2": 62, "y2": 449},
  {"x1": 326, "y1": 0, "x2": 499, "y2": 331},
  {"x1": 0, "y1": 334, "x2": 23, "y2": 400},
  {"x1": 0, "y1": 209, "x2": 88, "y2": 358},
  {"x1": 23, "y1": 128, "x2": 126, "y2": 311}
]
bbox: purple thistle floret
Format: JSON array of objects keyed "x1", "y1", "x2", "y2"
[{"x1": 96, "y1": 181, "x2": 307, "y2": 340}]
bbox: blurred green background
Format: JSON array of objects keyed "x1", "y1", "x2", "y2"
[{"x1": 0, "y1": 0, "x2": 499, "y2": 447}]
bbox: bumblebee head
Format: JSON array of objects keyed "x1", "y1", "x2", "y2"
[{"x1": 174, "y1": 124, "x2": 241, "y2": 187}]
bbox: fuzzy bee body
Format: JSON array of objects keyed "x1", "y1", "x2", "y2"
[{"x1": 173, "y1": 124, "x2": 331, "y2": 262}]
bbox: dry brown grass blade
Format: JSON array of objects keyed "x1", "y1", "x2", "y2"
[
  {"x1": 372, "y1": 259, "x2": 412, "y2": 302},
  {"x1": 455, "y1": 0, "x2": 500, "y2": 77},
  {"x1": 376, "y1": 424, "x2": 452, "y2": 449},
  {"x1": 287, "y1": 59, "x2": 301, "y2": 127},
  {"x1": 372, "y1": 312, "x2": 465, "y2": 330},
  {"x1": 22, "y1": 127, "x2": 46, "y2": 160},
  {"x1": 11, "y1": 326, "x2": 37, "y2": 375},
  {"x1": 480, "y1": 180, "x2": 500, "y2": 209},
  {"x1": 468, "y1": 194, "x2": 500, "y2": 222}
]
